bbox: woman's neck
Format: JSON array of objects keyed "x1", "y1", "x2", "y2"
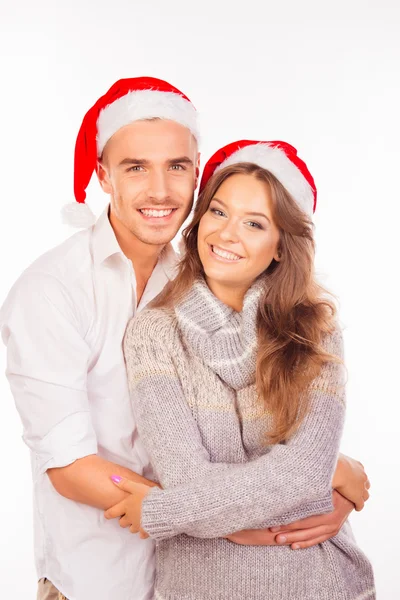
[{"x1": 204, "y1": 277, "x2": 249, "y2": 312}]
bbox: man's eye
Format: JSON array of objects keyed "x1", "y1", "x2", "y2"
[
  {"x1": 170, "y1": 164, "x2": 184, "y2": 170},
  {"x1": 128, "y1": 166, "x2": 144, "y2": 172}
]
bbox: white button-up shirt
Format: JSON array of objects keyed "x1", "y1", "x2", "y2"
[{"x1": 0, "y1": 207, "x2": 178, "y2": 600}]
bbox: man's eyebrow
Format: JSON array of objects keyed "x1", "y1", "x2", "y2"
[
  {"x1": 118, "y1": 157, "x2": 194, "y2": 167},
  {"x1": 212, "y1": 197, "x2": 271, "y2": 222},
  {"x1": 167, "y1": 156, "x2": 194, "y2": 166},
  {"x1": 118, "y1": 158, "x2": 150, "y2": 167}
]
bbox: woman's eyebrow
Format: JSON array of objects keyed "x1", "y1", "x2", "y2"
[
  {"x1": 211, "y1": 197, "x2": 270, "y2": 223},
  {"x1": 244, "y1": 211, "x2": 270, "y2": 222}
]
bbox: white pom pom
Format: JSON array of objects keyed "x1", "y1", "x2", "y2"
[{"x1": 61, "y1": 202, "x2": 97, "y2": 228}]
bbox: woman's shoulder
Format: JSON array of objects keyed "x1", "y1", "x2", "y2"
[
  {"x1": 125, "y1": 306, "x2": 178, "y2": 348},
  {"x1": 321, "y1": 321, "x2": 344, "y2": 359}
]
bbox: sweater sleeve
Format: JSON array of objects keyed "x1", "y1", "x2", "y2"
[{"x1": 124, "y1": 313, "x2": 345, "y2": 540}]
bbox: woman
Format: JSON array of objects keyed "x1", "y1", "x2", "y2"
[{"x1": 112, "y1": 140, "x2": 375, "y2": 599}]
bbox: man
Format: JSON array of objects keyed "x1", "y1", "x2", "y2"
[{"x1": 0, "y1": 77, "x2": 368, "y2": 600}]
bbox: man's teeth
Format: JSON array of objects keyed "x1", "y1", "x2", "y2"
[
  {"x1": 140, "y1": 209, "x2": 174, "y2": 217},
  {"x1": 212, "y1": 246, "x2": 242, "y2": 261}
]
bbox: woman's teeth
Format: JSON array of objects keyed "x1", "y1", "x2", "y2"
[
  {"x1": 140, "y1": 209, "x2": 174, "y2": 217},
  {"x1": 212, "y1": 246, "x2": 242, "y2": 261}
]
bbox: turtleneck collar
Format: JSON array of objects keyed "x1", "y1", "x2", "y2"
[{"x1": 175, "y1": 276, "x2": 265, "y2": 390}]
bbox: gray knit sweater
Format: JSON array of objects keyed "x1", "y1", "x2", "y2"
[{"x1": 124, "y1": 277, "x2": 375, "y2": 600}]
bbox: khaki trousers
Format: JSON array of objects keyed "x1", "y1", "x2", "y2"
[{"x1": 37, "y1": 578, "x2": 67, "y2": 600}]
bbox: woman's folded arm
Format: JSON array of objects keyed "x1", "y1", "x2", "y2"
[{"x1": 124, "y1": 316, "x2": 345, "y2": 540}]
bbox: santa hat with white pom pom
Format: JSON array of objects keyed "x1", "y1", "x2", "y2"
[
  {"x1": 199, "y1": 139, "x2": 317, "y2": 217},
  {"x1": 61, "y1": 76, "x2": 199, "y2": 228}
]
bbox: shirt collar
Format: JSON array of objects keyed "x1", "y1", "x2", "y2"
[
  {"x1": 92, "y1": 205, "x2": 179, "y2": 278},
  {"x1": 159, "y1": 242, "x2": 179, "y2": 281},
  {"x1": 92, "y1": 206, "x2": 123, "y2": 266}
]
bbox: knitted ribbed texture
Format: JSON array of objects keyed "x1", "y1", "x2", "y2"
[
  {"x1": 124, "y1": 278, "x2": 375, "y2": 600},
  {"x1": 175, "y1": 277, "x2": 263, "y2": 389}
]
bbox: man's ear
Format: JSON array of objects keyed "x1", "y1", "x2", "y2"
[
  {"x1": 194, "y1": 152, "x2": 201, "y2": 189},
  {"x1": 97, "y1": 161, "x2": 112, "y2": 194}
]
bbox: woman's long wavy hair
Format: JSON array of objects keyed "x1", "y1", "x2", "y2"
[{"x1": 153, "y1": 163, "x2": 338, "y2": 443}]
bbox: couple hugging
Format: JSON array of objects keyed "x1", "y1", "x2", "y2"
[{"x1": 0, "y1": 77, "x2": 375, "y2": 600}]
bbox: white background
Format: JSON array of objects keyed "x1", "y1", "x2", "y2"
[{"x1": 0, "y1": 0, "x2": 399, "y2": 597}]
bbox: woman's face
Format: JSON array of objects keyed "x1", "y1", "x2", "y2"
[{"x1": 197, "y1": 173, "x2": 281, "y2": 291}]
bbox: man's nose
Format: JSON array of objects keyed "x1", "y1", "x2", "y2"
[{"x1": 146, "y1": 169, "x2": 169, "y2": 202}]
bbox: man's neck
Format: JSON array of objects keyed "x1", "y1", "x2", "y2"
[{"x1": 109, "y1": 210, "x2": 165, "y2": 279}]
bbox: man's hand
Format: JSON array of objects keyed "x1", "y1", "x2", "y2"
[
  {"x1": 226, "y1": 490, "x2": 354, "y2": 550},
  {"x1": 226, "y1": 529, "x2": 279, "y2": 546},
  {"x1": 104, "y1": 476, "x2": 152, "y2": 535},
  {"x1": 333, "y1": 453, "x2": 371, "y2": 511}
]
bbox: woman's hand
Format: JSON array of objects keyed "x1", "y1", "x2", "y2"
[
  {"x1": 226, "y1": 490, "x2": 353, "y2": 549},
  {"x1": 104, "y1": 476, "x2": 151, "y2": 536},
  {"x1": 332, "y1": 453, "x2": 371, "y2": 511}
]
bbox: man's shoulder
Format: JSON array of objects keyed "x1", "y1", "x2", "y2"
[
  {"x1": 0, "y1": 229, "x2": 94, "y2": 319},
  {"x1": 12, "y1": 229, "x2": 93, "y2": 293},
  {"x1": 25, "y1": 228, "x2": 93, "y2": 283}
]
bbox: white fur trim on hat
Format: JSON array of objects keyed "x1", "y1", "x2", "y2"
[
  {"x1": 96, "y1": 89, "x2": 199, "y2": 156},
  {"x1": 215, "y1": 144, "x2": 314, "y2": 217},
  {"x1": 61, "y1": 202, "x2": 97, "y2": 228}
]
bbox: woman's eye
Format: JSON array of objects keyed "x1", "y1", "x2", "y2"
[
  {"x1": 247, "y1": 221, "x2": 263, "y2": 229},
  {"x1": 210, "y1": 208, "x2": 226, "y2": 217}
]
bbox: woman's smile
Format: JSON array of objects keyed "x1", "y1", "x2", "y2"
[
  {"x1": 208, "y1": 243, "x2": 244, "y2": 263},
  {"x1": 198, "y1": 173, "x2": 281, "y2": 294}
]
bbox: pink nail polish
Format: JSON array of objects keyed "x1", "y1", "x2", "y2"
[{"x1": 111, "y1": 475, "x2": 122, "y2": 484}]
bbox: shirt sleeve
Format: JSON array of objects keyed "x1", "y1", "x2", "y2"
[
  {"x1": 124, "y1": 315, "x2": 345, "y2": 540},
  {"x1": 0, "y1": 270, "x2": 97, "y2": 475}
]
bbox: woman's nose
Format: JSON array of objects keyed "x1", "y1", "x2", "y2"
[{"x1": 219, "y1": 220, "x2": 240, "y2": 243}]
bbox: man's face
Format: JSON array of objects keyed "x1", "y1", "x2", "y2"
[{"x1": 98, "y1": 119, "x2": 199, "y2": 246}]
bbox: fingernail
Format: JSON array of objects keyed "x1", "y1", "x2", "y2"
[
  {"x1": 270, "y1": 527, "x2": 280, "y2": 532},
  {"x1": 292, "y1": 544, "x2": 300, "y2": 550},
  {"x1": 111, "y1": 475, "x2": 122, "y2": 484},
  {"x1": 277, "y1": 535, "x2": 287, "y2": 544}
]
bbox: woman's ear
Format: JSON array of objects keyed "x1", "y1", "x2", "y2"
[{"x1": 273, "y1": 246, "x2": 282, "y2": 262}]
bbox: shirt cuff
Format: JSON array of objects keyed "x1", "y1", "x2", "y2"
[{"x1": 32, "y1": 411, "x2": 98, "y2": 475}]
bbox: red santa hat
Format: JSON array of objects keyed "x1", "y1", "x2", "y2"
[
  {"x1": 62, "y1": 76, "x2": 199, "y2": 228},
  {"x1": 199, "y1": 140, "x2": 317, "y2": 216}
]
